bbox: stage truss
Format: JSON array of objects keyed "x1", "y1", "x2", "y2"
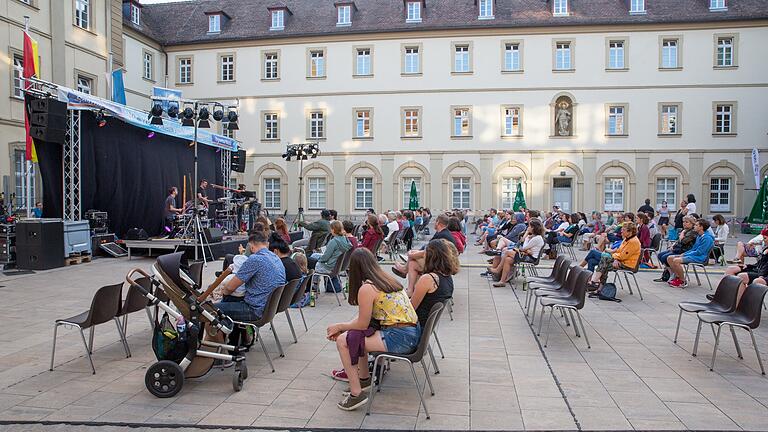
[{"x1": 63, "y1": 110, "x2": 82, "y2": 221}]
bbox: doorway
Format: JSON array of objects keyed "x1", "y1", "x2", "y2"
[{"x1": 552, "y1": 177, "x2": 572, "y2": 212}]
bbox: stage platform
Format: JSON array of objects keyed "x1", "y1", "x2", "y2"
[{"x1": 123, "y1": 236, "x2": 247, "y2": 260}]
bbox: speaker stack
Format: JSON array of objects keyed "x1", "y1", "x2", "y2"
[
  {"x1": 16, "y1": 219, "x2": 65, "y2": 270},
  {"x1": 231, "y1": 149, "x2": 246, "y2": 173},
  {"x1": 29, "y1": 98, "x2": 67, "y2": 144}
]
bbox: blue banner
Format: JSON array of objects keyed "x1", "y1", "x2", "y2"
[{"x1": 111, "y1": 69, "x2": 126, "y2": 105}]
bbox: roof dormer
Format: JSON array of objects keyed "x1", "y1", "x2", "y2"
[
  {"x1": 552, "y1": 0, "x2": 569, "y2": 16},
  {"x1": 268, "y1": 5, "x2": 292, "y2": 31},
  {"x1": 122, "y1": 0, "x2": 142, "y2": 26},
  {"x1": 709, "y1": 0, "x2": 727, "y2": 11},
  {"x1": 205, "y1": 9, "x2": 230, "y2": 34},
  {"x1": 404, "y1": 0, "x2": 425, "y2": 23},
  {"x1": 476, "y1": 0, "x2": 495, "y2": 20},
  {"x1": 335, "y1": 1, "x2": 357, "y2": 27}
]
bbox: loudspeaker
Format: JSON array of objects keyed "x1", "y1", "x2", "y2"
[
  {"x1": 30, "y1": 98, "x2": 67, "y2": 116},
  {"x1": 30, "y1": 126, "x2": 66, "y2": 143},
  {"x1": 204, "y1": 227, "x2": 223, "y2": 243},
  {"x1": 30, "y1": 112, "x2": 67, "y2": 129},
  {"x1": 125, "y1": 228, "x2": 149, "y2": 240},
  {"x1": 231, "y1": 149, "x2": 246, "y2": 173},
  {"x1": 16, "y1": 219, "x2": 65, "y2": 270}
]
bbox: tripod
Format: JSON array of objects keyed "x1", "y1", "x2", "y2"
[{"x1": 178, "y1": 209, "x2": 214, "y2": 263}]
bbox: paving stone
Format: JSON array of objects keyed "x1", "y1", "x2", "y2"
[{"x1": 361, "y1": 413, "x2": 416, "y2": 430}]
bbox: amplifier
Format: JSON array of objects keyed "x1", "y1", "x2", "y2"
[
  {"x1": 30, "y1": 126, "x2": 66, "y2": 143},
  {"x1": 30, "y1": 112, "x2": 67, "y2": 129},
  {"x1": 16, "y1": 219, "x2": 65, "y2": 270},
  {"x1": 91, "y1": 233, "x2": 116, "y2": 256}
]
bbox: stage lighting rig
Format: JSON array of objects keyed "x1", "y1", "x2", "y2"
[
  {"x1": 198, "y1": 106, "x2": 211, "y2": 129},
  {"x1": 212, "y1": 103, "x2": 225, "y2": 122},
  {"x1": 95, "y1": 109, "x2": 107, "y2": 127},
  {"x1": 282, "y1": 143, "x2": 320, "y2": 162},
  {"x1": 167, "y1": 102, "x2": 179, "y2": 118},
  {"x1": 226, "y1": 108, "x2": 239, "y2": 130},
  {"x1": 181, "y1": 105, "x2": 195, "y2": 127},
  {"x1": 149, "y1": 102, "x2": 164, "y2": 125}
]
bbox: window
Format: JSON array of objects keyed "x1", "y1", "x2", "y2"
[
  {"x1": 452, "y1": 107, "x2": 471, "y2": 137},
  {"x1": 453, "y1": 44, "x2": 471, "y2": 73},
  {"x1": 264, "y1": 52, "x2": 279, "y2": 80},
  {"x1": 354, "y1": 109, "x2": 371, "y2": 138},
  {"x1": 143, "y1": 51, "x2": 153, "y2": 81},
  {"x1": 553, "y1": 0, "x2": 568, "y2": 16},
  {"x1": 452, "y1": 178, "x2": 471, "y2": 209},
  {"x1": 178, "y1": 57, "x2": 192, "y2": 84},
  {"x1": 406, "y1": 1, "x2": 421, "y2": 22},
  {"x1": 403, "y1": 46, "x2": 420, "y2": 74},
  {"x1": 75, "y1": 0, "x2": 89, "y2": 29},
  {"x1": 661, "y1": 38, "x2": 679, "y2": 69},
  {"x1": 716, "y1": 37, "x2": 734, "y2": 67},
  {"x1": 263, "y1": 178, "x2": 281, "y2": 209},
  {"x1": 130, "y1": 3, "x2": 141, "y2": 25},
  {"x1": 14, "y1": 149, "x2": 35, "y2": 210},
  {"x1": 604, "y1": 178, "x2": 624, "y2": 211},
  {"x1": 356, "y1": 48, "x2": 371, "y2": 76},
  {"x1": 502, "y1": 106, "x2": 521, "y2": 136},
  {"x1": 402, "y1": 177, "x2": 421, "y2": 209},
  {"x1": 503, "y1": 42, "x2": 521, "y2": 72},
  {"x1": 659, "y1": 103, "x2": 680, "y2": 135},
  {"x1": 219, "y1": 55, "x2": 234, "y2": 81},
  {"x1": 77, "y1": 75, "x2": 93, "y2": 94},
  {"x1": 308, "y1": 177, "x2": 326, "y2": 209},
  {"x1": 710, "y1": 0, "x2": 727, "y2": 10},
  {"x1": 263, "y1": 112, "x2": 279, "y2": 140},
  {"x1": 714, "y1": 103, "x2": 734, "y2": 134},
  {"x1": 270, "y1": 10, "x2": 284, "y2": 30},
  {"x1": 12, "y1": 54, "x2": 24, "y2": 99},
  {"x1": 630, "y1": 0, "x2": 645, "y2": 13},
  {"x1": 555, "y1": 42, "x2": 572, "y2": 70},
  {"x1": 500, "y1": 177, "x2": 521, "y2": 209},
  {"x1": 607, "y1": 105, "x2": 626, "y2": 135},
  {"x1": 479, "y1": 0, "x2": 494, "y2": 19},
  {"x1": 656, "y1": 178, "x2": 677, "y2": 206},
  {"x1": 337, "y1": 5, "x2": 351, "y2": 26},
  {"x1": 710, "y1": 178, "x2": 731, "y2": 212},
  {"x1": 402, "y1": 107, "x2": 421, "y2": 138},
  {"x1": 309, "y1": 111, "x2": 325, "y2": 139},
  {"x1": 208, "y1": 14, "x2": 221, "y2": 33},
  {"x1": 19, "y1": 0, "x2": 31, "y2": 4},
  {"x1": 608, "y1": 41, "x2": 625, "y2": 69},
  {"x1": 355, "y1": 177, "x2": 373, "y2": 210},
  {"x1": 309, "y1": 49, "x2": 325, "y2": 78}
]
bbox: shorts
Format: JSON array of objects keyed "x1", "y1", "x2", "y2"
[
  {"x1": 745, "y1": 244, "x2": 759, "y2": 257},
  {"x1": 380, "y1": 324, "x2": 421, "y2": 354},
  {"x1": 658, "y1": 217, "x2": 669, "y2": 226},
  {"x1": 515, "y1": 254, "x2": 536, "y2": 264},
  {"x1": 739, "y1": 272, "x2": 762, "y2": 284},
  {"x1": 681, "y1": 257, "x2": 706, "y2": 265}
]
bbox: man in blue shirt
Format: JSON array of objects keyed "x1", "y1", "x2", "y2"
[
  {"x1": 667, "y1": 219, "x2": 714, "y2": 288},
  {"x1": 216, "y1": 231, "x2": 286, "y2": 321}
]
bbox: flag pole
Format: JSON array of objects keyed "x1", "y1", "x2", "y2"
[{"x1": 24, "y1": 16, "x2": 31, "y2": 218}]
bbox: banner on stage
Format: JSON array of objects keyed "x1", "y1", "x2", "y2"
[{"x1": 56, "y1": 86, "x2": 238, "y2": 152}]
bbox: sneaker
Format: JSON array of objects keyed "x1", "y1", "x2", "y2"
[
  {"x1": 342, "y1": 376, "x2": 372, "y2": 395},
  {"x1": 337, "y1": 390, "x2": 369, "y2": 411},
  {"x1": 668, "y1": 278, "x2": 685, "y2": 288},
  {"x1": 331, "y1": 368, "x2": 348, "y2": 382},
  {"x1": 480, "y1": 271, "x2": 490, "y2": 277},
  {"x1": 706, "y1": 294, "x2": 715, "y2": 301}
]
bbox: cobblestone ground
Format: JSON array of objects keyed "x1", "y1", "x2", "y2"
[{"x1": 0, "y1": 233, "x2": 766, "y2": 431}]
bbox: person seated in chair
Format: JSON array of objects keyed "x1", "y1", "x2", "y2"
[
  {"x1": 411, "y1": 239, "x2": 459, "y2": 325},
  {"x1": 720, "y1": 228, "x2": 768, "y2": 303},
  {"x1": 587, "y1": 222, "x2": 640, "y2": 291},
  {"x1": 654, "y1": 215, "x2": 698, "y2": 283},
  {"x1": 270, "y1": 234, "x2": 302, "y2": 282},
  {"x1": 488, "y1": 220, "x2": 545, "y2": 287},
  {"x1": 309, "y1": 221, "x2": 352, "y2": 293},
  {"x1": 727, "y1": 230, "x2": 765, "y2": 265},
  {"x1": 294, "y1": 209, "x2": 332, "y2": 252},
  {"x1": 665, "y1": 219, "x2": 714, "y2": 288},
  {"x1": 392, "y1": 214, "x2": 457, "y2": 295}
]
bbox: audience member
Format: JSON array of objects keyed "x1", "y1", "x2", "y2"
[
  {"x1": 722, "y1": 230, "x2": 768, "y2": 303},
  {"x1": 295, "y1": 209, "x2": 332, "y2": 251},
  {"x1": 342, "y1": 220, "x2": 360, "y2": 249},
  {"x1": 270, "y1": 234, "x2": 302, "y2": 282},
  {"x1": 587, "y1": 222, "x2": 640, "y2": 291},
  {"x1": 361, "y1": 214, "x2": 384, "y2": 254},
  {"x1": 728, "y1": 230, "x2": 766, "y2": 264},
  {"x1": 447, "y1": 217, "x2": 466, "y2": 254},
  {"x1": 309, "y1": 220, "x2": 352, "y2": 293},
  {"x1": 273, "y1": 217, "x2": 291, "y2": 244},
  {"x1": 657, "y1": 200, "x2": 671, "y2": 239},
  {"x1": 411, "y1": 239, "x2": 458, "y2": 323},
  {"x1": 711, "y1": 214, "x2": 729, "y2": 263},
  {"x1": 666, "y1": 219, "x2": 714, "y2": 288},
  {"x1": 489, "y1": 219, "x2": 545, "y2": 287},
  {"x1": 654, "y1": 215, "x2": 698, "y2": 282}
]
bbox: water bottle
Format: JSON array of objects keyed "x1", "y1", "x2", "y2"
[
  {"x1": 344, "y1": 279, "x2": 349, "y2": 294},
  {"x1": 309, "y1": 290, "x2": 316, "y2": 307},
  {"x1": 177, "y1": 317, "x2": 187, "y2": 342}
]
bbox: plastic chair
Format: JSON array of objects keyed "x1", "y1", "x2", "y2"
[
  {"x1": 684, "y1": 248, "x2": 714, "y2": 289},
  {"x1": 538, "y1": 268, "x2": 592, "y2": 349},
  {"x1": 274, "y1": 278, "x2": 302, "y2": 345},
  {"x1": 643, "y1": 233, "x2": 663, "y2": 267},
  {"x1": 526, "y1": 258, "x2": 571, "y2": 320},
  {"x1": 694, "y1": 283, "x2": 768, "y2": 374},
  {"x1": 534, "y1": 266, "x2": 584, "y2": 332},
  {"x1": 233, "y1": 283, "x2": 286, "y2": 372},
  {"x1": 557, "y1": 239, "x2": 577, "y2": 260},
  {"x1": 674, "y1": 275, "x2": 740, "y2": 345},
  {"x1": 115, "y1": 277, "x2": 155, "y2": 357},
  {"x1": 519, "y1": 246, "x2": 546, "y2": 279},
  {"x1": 288, "y1": 276, "x2": 312, "y2": 332},
  {"x1": 313, "y1": 250, "x2": 350, "y2": 306},
  {"x1": 50, "y1": 283, "x2": 125, "y2": 374},
  {"x1": 366, "y1": 303, "x2": 444, "y2": 419},
  {"x1": 611, "y1": 254, "x2": 643, "y2": 300}
]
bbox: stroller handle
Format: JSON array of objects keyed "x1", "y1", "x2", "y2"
[{"x1": 126, "y1": 268, "x2": 152, "y2": 286}]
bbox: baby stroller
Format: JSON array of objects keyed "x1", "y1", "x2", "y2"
[{"x1": 125, "y1": 252, "x2": 249, "y2": 398}]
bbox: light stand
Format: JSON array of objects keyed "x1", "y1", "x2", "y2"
[{"x1": 283, "y1": 143, "x2": 319, "y2": 231}]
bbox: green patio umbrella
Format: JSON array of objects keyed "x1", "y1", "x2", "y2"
[
  {"x1": 513, "y1": 182, "x2": 527, "y2": 211},
  {"x1": 747, "y1": 176, "x2": 768, "y2": 224},
  {"x1": 408, "y1": 180, "x2": 419, "y2": 210}
]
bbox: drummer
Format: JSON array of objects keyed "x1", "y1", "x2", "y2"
[{"x1": 164, "y1": 187, "x2": 183, "y2": 233}]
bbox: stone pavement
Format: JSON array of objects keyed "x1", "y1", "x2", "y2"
[{"x1": 0, "y1": 233, "x2": 766, "y2": 431}]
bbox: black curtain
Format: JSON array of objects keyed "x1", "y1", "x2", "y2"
[{"x1": 36, "y1": 111, "x2": 222, "y2": 237}]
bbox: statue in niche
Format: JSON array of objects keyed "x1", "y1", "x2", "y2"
[{"x1": 555, "y1": 96, "x2": 573, "y2": 136}]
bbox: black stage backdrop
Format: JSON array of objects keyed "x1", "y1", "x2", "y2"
[{"x1": 36, "y1": 111, "x2": 222, "y2": 237}]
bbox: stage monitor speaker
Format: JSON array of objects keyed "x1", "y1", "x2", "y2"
[
  {"x1": 30, "y1": 112, "x2": 67, "y2": 129},
  {"x1": 204, "y1": 227, "x2": 223, "y2": 243},
  {"x1": 125, "y1": 228, "x2": 149, "y2": 240},
  {"x1": 16, "y1": 219, "x2": 65, "y2": 270},
  {"x1": 30, "y1": 98, "x2": 67, "y2": 116},
  {"x1": 231, "y1": 149, "x2": 246, "y2": 173},
  {"x1": 30, "y1": 126, "x2": 66, "y2": 143}
]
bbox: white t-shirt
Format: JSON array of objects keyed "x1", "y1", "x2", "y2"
[
  {"x1": 556, "y1": 222, "x2": 569, "y2": 232},
  {"x1": 521, "y1": 235, "x2": 545, "y2": 258},
  {"x1": 686, "y1": 202, "x2": 697, "y2": 215},
  {"x1": 386, "y1": 220, "x2": 400, "y2": 240},
  {"x1": 714, "y1": 223, "x2": 729, "y2": 244}
]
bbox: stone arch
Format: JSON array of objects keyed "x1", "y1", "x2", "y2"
[
  {"x1": 345, "y1": 161, "x2": 383, "y2": 213},
  {"x1": 761, "y1": 164, "x2": 768, "y2": 180},
  {"x1": 253, "y1": 162, "x2": 288, "y2": 211},
  {"x1": 492, "y1": 160, "x2": 532, "y2": 209},
  {"x1": 393, "y1": 161, "x2": 431, "y2": 209},
  {"x1": 301, "y1": 161, "x2": 335, "y2": 212},
  {"x1": 442, "y1": 160, "x2": 482, "y2": 210},
  {"x1": 702, "y1": 160, "x2": 745, "y2": 215},
  {"x1": 595, "y1": 160, "x2": 637, "y2": 211},
  {"x1": 543, "y1": 159, "x2": 584, "y2": 212},
  {"x1": 647, "y1": 159, "x2": 690, "y2": 207}
]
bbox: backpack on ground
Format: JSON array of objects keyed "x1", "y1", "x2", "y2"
[{"x1": 592, "y1": 282, "x2": 622, "y2": 302}]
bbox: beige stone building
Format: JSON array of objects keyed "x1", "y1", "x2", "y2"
[{"x1": 3, "y1": 0, "x2": 768, "y2": 218}]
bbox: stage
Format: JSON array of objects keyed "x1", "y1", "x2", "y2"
[{"x1": 123, "y1": 235, "x2": 247, "y2": 260}]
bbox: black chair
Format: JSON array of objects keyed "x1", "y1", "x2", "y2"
[
  {"x1": 115, "y1": 277, "x2": 155, "y2": 357},
  {"x1": 287, "y1": 276, "x2": 311, "y2": 332},
  {"x1": 366, "y1": 303, "x2": 444, "y2": 419},
  {"x1": 538, "y1": 268, "x2": 592, "y2": 349},
  {"x1": 274, "y1": 278, "x2": 302, "y2": 346},
  {"x1": 518, "y1": 246, "x2": 546, "y2": 279},
  {"x1": 557, "y1": 238, "x2": 577, "y2": 260},
  {"x1": 674, "y1": 275, "x2": 741, "y2": 344},
  {"x1": 643, "y1": 233, "x2": 663, "y2": 267},
  {"x1": 50, "y1": 283, "x2": 125, "y2": 374},
  {"x1": 684, "y1": 246, "x2": 715, "y2": 289},
  {"x1": 534, "y1": 266, "x2": 584, "y2": 333},
  {"x1": 526, "y1": 258, "x2": 571, "y2": 320},
  {"x1": 234, "y1": 284, "x2": 286, "y2": 372},
  {"x1": 694, "y1": 283, "x2": 768, "y2": 374}
]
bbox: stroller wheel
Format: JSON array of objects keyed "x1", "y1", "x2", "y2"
[
  {"x1": 233, "y1": 368, "x2": 245, "y2": 392},
  {"x1": 145, "y1": 360, "x2": 184, "y2": 398},
  {"x1": 238, "y1": 361, "x2": 249, "y2": 380}
]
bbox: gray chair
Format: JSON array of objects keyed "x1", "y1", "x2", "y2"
[
  {"x1": 538, "y1": 268, "x2": 592, "y2": 349},
  {"x1": 366, "y1": 303, "x2": 444, "y2": 420},
  {"x1": 274, "y1": 278, "x2": 302, "y2": 346},
  {"x1": 534, "y1": 265, "x2": 584, "y2": 332},
  {"x1": 643, "y1": 233, "x2": 663, "y2": 267},
  {"x1": 115, "y1": 277, "x2": 155, "y2": 357},
  {"x1": 684, "y1": 248, "x2": 714, "y2": 289},
  {"x1": 526, "y1": 258, "x2": 571, "y2": 321},
  {"x1": 50, "y1": 283, "x2": 125, "y2": 374},
  {"x1": 611, "y1": 254, "x2": 643, "y2": 300},
  {"x1": 557, "y1": 239, "x2": 577, "y2": 260},
  {"x1": 233, "y1": 283, "x2": 286, "y2": 372},
  {"x1": 518, "y1": 247, "x2": 546, "y2": 279},
  {"x1": 674, "y1": 275, "x2": 740, "y2": 345},
  {"x1": 288, "y1": 276, "x2": 311, "y2": 332}
]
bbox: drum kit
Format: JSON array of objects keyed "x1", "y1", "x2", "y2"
[{"x1": 172, "y1": 194, "x2": 262, "y2": 239}]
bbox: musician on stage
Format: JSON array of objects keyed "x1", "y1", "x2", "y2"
[
  {"x1": 164, "y1": 187, "x2": 182, "y2": 234},
  {"x1": 197, "y1": 179, "x2": 211, "y2": 216}
]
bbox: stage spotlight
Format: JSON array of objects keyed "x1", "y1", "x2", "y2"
[
  {"x1": 95, "y1": 110, "x2": 107, "y2": 127},
  {"x1": 182, "y1": 106, "x2": 195, "y2": 127},
  {"x1": 310, "y1": 143, "x2": 319, "y2": 158},
  {"x1": 149, "y1": 103, "x2": 164, "y2": 125},
  {"x1": 198, "y1": 106, "x2": 211, "y2": 128},
  {"x1": 213, "y1": 103, "x2": 225, "y2": 122},
  {"x1": 227, "y1": 109, "x2": 239, "y2": 130},
  {"x1": 167, "y1": 103, "x2": 179, "y2": 119}
]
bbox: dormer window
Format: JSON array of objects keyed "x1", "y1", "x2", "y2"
[
  {"x1": 478, "y1": 0, "x2": 494, "y2": 19},
  {"x1": 406, "y1": 1, "x2": 422, "y2": 23},
  {"x1": 710, "y1": 0, "x2": 727, "y2": 11},
  {"x1": 208, "y1": 14, "x2": 221, "y2": 33},
  {"x1": 130, "y1": 2, "x2": 141, "y2": 25},
  {"x1": 337, "y1": 4, "x2": 351, "y2": 26},
  {"x1": 271, "y1": 10, "x2": 284, "y2": 30},
  {"x1": 629, "y1": 0, "x2": 646, "y2": 14},
  {"x1": 553, "y1": 0, "x2": 568, "y2": 16}
]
